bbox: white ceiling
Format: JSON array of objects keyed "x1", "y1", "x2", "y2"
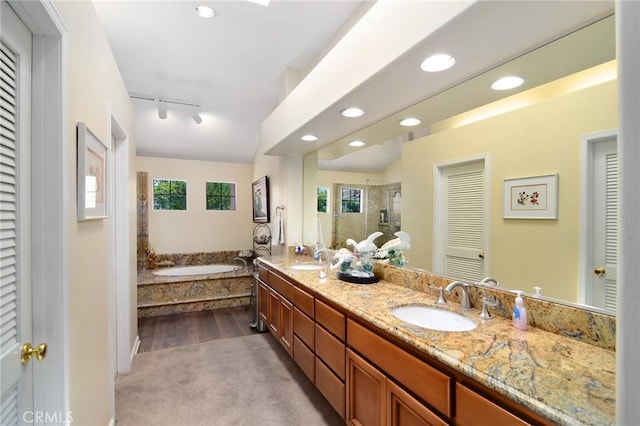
[
  {"x1": 94, "y1": 0, "x2": 615, "y2": 171},
  {"x1": 93, "y1": 0, "x2": 365, "y2": 163}
]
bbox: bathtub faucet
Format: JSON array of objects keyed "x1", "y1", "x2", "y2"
[{"x1": 233, "y1": 257, "x2": 248, "y2": 267}]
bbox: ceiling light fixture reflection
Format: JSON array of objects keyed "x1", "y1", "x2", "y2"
[
  {"x1": 420, "y1": 54, "x2": 455, "y2": 72},
  {"x1": 399, "y1": 117, "x2": 422, "y2": 127},
  {"x1": 349, "y1": 140, "x2": 366, "y2": 147},
  {"x1": 341, "y1": 107, "x2": 365, "y2": 118},
  {"x1": 491, "y1": 76, "x2": 524, "y2": 91},
  {"x1": 195, "y1": 5, "x2": 216, "y2": 18},
  {"x1": 301, "y1": 134, "x2": 318, "y2": 142}
]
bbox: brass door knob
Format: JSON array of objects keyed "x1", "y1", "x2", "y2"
[
  {"x1": 21, "y1": 342, "x2": 47, "y2": 365},
  {"x1": 594, "y1": 266, "x2": 606, "y2": 276}
]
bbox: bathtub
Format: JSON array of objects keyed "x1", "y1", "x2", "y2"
[{"x1": 152, "y1": 264, "x2": 241, "y2": 276}]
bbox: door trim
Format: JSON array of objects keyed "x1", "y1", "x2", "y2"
[
  {"x1": 9, "y1": 0, "x2": 69, "y2": 418},
  {"x1": 433, "y1": 153, "x2": 490, "y2": 277},
  {"x1": 107, "y1": 107, "x2": 134, "y2": 375},
  {"x1": 578, "y1": 129, "x2": 618, "y2": 306}
]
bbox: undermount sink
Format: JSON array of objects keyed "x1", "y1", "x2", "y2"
[
  {"x1": 289, "y1": 263, "x2": 324, "y2": 271},
  {"x1": 392, "y1": 305, "x2": 477, "y2": 332}
]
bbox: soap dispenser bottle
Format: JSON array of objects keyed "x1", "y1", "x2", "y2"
[{"x1": 512, "y1": 290, "x2": 527, "y2": 331}]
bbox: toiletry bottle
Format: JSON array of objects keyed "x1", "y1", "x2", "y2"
[{"x1": 512, "y1": 290, "x2": 527, "y2": 331}]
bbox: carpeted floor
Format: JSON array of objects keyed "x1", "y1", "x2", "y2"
[{"x1": 115, "y1": 333, "x2": 344, "y2": 426}]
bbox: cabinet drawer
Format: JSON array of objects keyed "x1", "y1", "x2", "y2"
[
  {"x1": 294, "y1": 307, "x2": 314, "y2": 350},
  {"x1": 456, "y1": 383, "x2": 531, "y2": 426},
  {"x1": 315, "y1": 324, "x2": 346, "y2": 380},
  {"x1": 270, "y1": 271, "x2": 293, "y2": 301},
  {"x1": 293, "y1": 286, "x2": 314, "y2": 318},
  {"x1": 316, "y1": 357, "x2": 346, "y2": 419},
  {"x1": 258, "y1": 264, "x2": 270, "y2": 284},
  {"x1": 315, "y1": 299, "x2": 345, "y2": 340},
  {"x1": 347, "y1": 319, "x2": 451, "y2": 418},
  {"x1": 293, "y1": 335, "x2": 315, "y2": 383}
]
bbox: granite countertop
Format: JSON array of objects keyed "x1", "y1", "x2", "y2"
[{"x1": 259, "y1": 256, "x2": 615, "y2": 426}]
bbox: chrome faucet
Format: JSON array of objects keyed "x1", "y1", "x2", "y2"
[
  {"x1": 444, "y1": 281, "x2": 472, "y2": 310},
  {"x1": 233, "y1": 257, "x2": 248, "y2": 267},
  {"x1": 479, "y1": 276, "x2": 499, "y2": 287}
]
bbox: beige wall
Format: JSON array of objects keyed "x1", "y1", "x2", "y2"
[
  {"x1": 55, "y1": 1, "x2": 137, "y2": 424},
  {"x1": 136, "y1": 156, "x2": 255, "y2": 254},
  {"x1": 403, "y1": 79, "x2": 618, "y2": 302}
]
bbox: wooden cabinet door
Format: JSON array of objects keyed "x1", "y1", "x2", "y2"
[
  {"x1": 387, "y1": 380, "x2": 447, "y2": 426},
  {"x1": 279, "y1": 297, "x2": 293, "y2": 356},
  {"x1": 455, "y1": 383, "x2": 531, "y2": 426},
  {"x1": 258, "y1": 281, "x2": 269, "y2": 324},
  {"x1": 268, "y1": 288, "x2": 280, "y2": 337},
  {"x1": 347, "y1": 349, "x2": 386, "y2": 426}
]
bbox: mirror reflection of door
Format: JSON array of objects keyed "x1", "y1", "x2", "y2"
[
  {"x1": 582, "y1": 131, "x2": 618, "y2": 312},
  {"x1": 434, "y1": 159, "x2": 487, "y2": 283}
]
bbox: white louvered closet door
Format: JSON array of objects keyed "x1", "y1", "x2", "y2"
[
  {"x1": 442, "y1": 162, "x2": 485, "y2": 283},
  {"x1": 1, "y1": 2, "x2": 33, "y2": 424},
  {"x1": 591, "y1": 138, "x2": 618, "y2": 312}
]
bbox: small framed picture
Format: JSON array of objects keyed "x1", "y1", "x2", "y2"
[
  {"x1": 252, "y1": 176, "x2": 270, "y2": 223},
  {"x1": 77, "y1": 122, "x2": 108, "y2": 221},
  {"x1": 503, "y1": 173, "x2": 558, "y2": 219}
]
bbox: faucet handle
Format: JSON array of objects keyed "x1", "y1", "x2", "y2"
[
  {"x1": 426, "y1": 285, "x2": 448, "y2": 305},
  {"x1": 478, "y1": 296, "x2": 496, "y2": 320}
]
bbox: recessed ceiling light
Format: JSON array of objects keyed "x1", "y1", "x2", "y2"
[
  {"x1": 349, "y1": 140, "x2": 366, "y2": 147},
  {"x1": 420, "y1": 54, "x2": 455, "y2": 72},
  {"x1": 301, "y1": 134, "x2": 318, "y2": 142},
  {"x1": 399, "y1": 117, "x2": 422, "y2": 127},
  {"x1": 491, "y1": 76, "x2": 524, "y2": 91},
  {"x1": 341, "y1": 107, "x2": 365, "y2": 118},
  {"x1": 195, "y1": 5, "x2": 216, "y2": 18}
]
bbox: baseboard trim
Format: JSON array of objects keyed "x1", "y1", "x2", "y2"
[{"x1": 131, "y1": 335, "x2": 140, "y2": 362}]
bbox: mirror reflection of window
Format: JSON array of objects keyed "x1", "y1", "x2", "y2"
[
  {"x1": 341, "y1": 187, "x2": 362, "y2": 213},
  {"x1": 85, "y1": 175, "x2": 97, "y2": 208},
  {"x1": 317, "y1": 187, "x2": 328, "y2": 213}
]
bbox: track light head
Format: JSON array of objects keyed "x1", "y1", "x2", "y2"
[
  {"x1": 192, "y1": 109, "x2": 202, "y2": 124},
  {"x1": 158, "y1": 100, "x2": 167, "y2": 120}
]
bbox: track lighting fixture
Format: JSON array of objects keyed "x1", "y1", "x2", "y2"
[
  {"x1": 130, "y1": 93, "x2": 202, "y2": 123},
  {"x1": 191, "y1": 107, "x2": 203, "y2": 124},
  {"x1": 157, "y1": 99, "x2": 167, "y2": 120}
]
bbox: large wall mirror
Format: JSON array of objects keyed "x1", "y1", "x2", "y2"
[{"x1": 302, "y1": 13, "x2": 617, "y2": 314}]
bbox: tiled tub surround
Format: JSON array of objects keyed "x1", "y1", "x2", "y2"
[
  {"x1": 152, "y1": 250, "x2": 254, "y2": 268},
  {"x1": 260, "y1": 255, "x2": 615, "y2": 425},
  {"x1": 137, "y1": 251, "x2": 254, "y2": 318}
]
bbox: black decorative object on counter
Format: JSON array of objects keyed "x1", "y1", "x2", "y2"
[{"x1": 337, "y1": 271, "x2": 379, "y2": 284}]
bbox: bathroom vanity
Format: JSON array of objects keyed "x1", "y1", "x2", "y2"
[{"x1": 256, "y1": 256, "x2": 615, "y2": 426}]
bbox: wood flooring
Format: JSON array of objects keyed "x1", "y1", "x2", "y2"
[{"x1": 137, "y1": 305, "x2": 259, "y2": 353}]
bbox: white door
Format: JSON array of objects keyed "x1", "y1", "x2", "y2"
[
  {"x1": 435, "y1": 160, "x2": 487, "y2": 282},
  {"x1": 586, "y1": 135, "x2": 618, "y2": 312},
  {"x1": 1, "y1": 2, "x2": 39, "y2": 424}
]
